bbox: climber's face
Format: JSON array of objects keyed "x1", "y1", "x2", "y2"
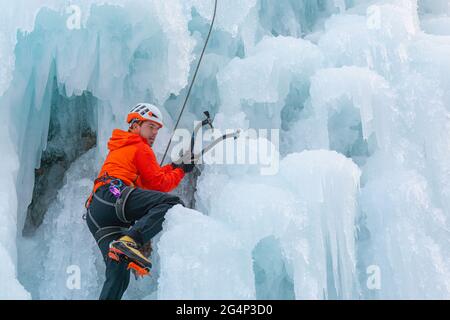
[
  {"x1": 140, "y1": 121, "x2": 161, "y2": 146},
  {"x1": 132, "y1": 121, "x2": 160, "y2": 146}
]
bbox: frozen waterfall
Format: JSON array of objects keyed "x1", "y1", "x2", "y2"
[{"x1": 0, "y1": 0, "x2": 449, "y2": 299}]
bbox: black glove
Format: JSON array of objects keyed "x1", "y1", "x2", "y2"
[{"x1": 172, "y1": 161, "x2": 196, "y2": 173}]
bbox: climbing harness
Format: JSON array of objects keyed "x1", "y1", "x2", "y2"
[
  {"x1": 84, "y1": 173, "x2": 137, "y2": 244},
  {"x1": 108, "y1": 179, "x2": 123, "y2": 198},
  {"x1": 91, "y1": 174, "x2": 136, "y2": 224},
  {"x1": 85, "y1": 178, "x2": 151, "y2": 278}
]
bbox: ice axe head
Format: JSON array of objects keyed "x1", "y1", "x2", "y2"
[{"x1": 203, "y1": 111, "x2": 214, "y2": 129}]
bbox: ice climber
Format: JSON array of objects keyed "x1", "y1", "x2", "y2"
[{"x1": 84, "y1": 103, "x2": 195, "y2": 300}]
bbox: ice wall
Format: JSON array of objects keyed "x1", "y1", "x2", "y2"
[
  {"x1": 0, "y1": 0, "x2": 195, "y2": 299},
  {"x1": 0, "y1": 107, "x2": 30, "y2": 299},
  {"x1": 19, "y1": 149, "x2": 101, "y2": 299},
  {"x1": 0, "y1": 0, "x2": 449, "y2": 299},
  {"x1": 159, "y1": 150, "x2": 361, "y2": 299}
]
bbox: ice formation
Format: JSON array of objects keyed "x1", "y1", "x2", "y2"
[{"x1": 0, "y1": 0, "x2": 449, "y2": 299}]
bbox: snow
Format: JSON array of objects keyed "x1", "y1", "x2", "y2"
[{"x1": 0, "y1": 0, "x2": 449, "y2": 299}]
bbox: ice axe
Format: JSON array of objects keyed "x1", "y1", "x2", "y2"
[
  {"x1": 174, "y1": 111, "x2": 240, "y2": 166},
  {"x1": 191, "y1": 111, "x2": 214, "y2": 155}
]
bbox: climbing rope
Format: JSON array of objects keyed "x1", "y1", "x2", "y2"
[{"x1": 160, "y1": 0, "x2": 218, "y2": 166}]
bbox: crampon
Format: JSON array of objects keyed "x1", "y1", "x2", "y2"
[{"x1": 108, "y1": 241, "x2": 152, "y2": 277}]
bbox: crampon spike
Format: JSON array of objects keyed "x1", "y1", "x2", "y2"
[
  {"x1": 108, "y1": 251, "x2": 120, "y2": 262},
  {"x1": 127, "y1": 262, "x2": 150, "y2": 277},
  {"x1": 109, "y1": 247, "x2": 123, "y2": 254}
]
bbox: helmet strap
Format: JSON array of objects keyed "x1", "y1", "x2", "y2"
[{"x1": 128, "y1": 119, "x2": 143, "y2": 131}]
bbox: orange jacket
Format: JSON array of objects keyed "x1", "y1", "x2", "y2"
[{"x1": 92, "y1": 129, "x2": 185, "y2": 194}]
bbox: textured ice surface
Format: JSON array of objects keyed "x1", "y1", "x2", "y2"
[
  {"x1": 190, "y1": 149, "x2": 361, "y2": 299},
  {"x1": 0, "y1": 0, "x2": 449, "y2": 299},
  {"x1": 19, "y1": 149, "x2": 101, "y2": 299}
]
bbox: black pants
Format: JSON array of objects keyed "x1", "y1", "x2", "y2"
[{"x1": 86, "y1": 185, "x2": 184, "y2": 300}]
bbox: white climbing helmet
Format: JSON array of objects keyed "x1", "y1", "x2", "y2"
[{"x1": 127, "y1": 103, "x2": 164, "y2": 128}]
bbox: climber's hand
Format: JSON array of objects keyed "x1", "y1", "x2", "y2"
[{"x1": 171, "y1": 160, "x2": 196, "y2": 173}]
